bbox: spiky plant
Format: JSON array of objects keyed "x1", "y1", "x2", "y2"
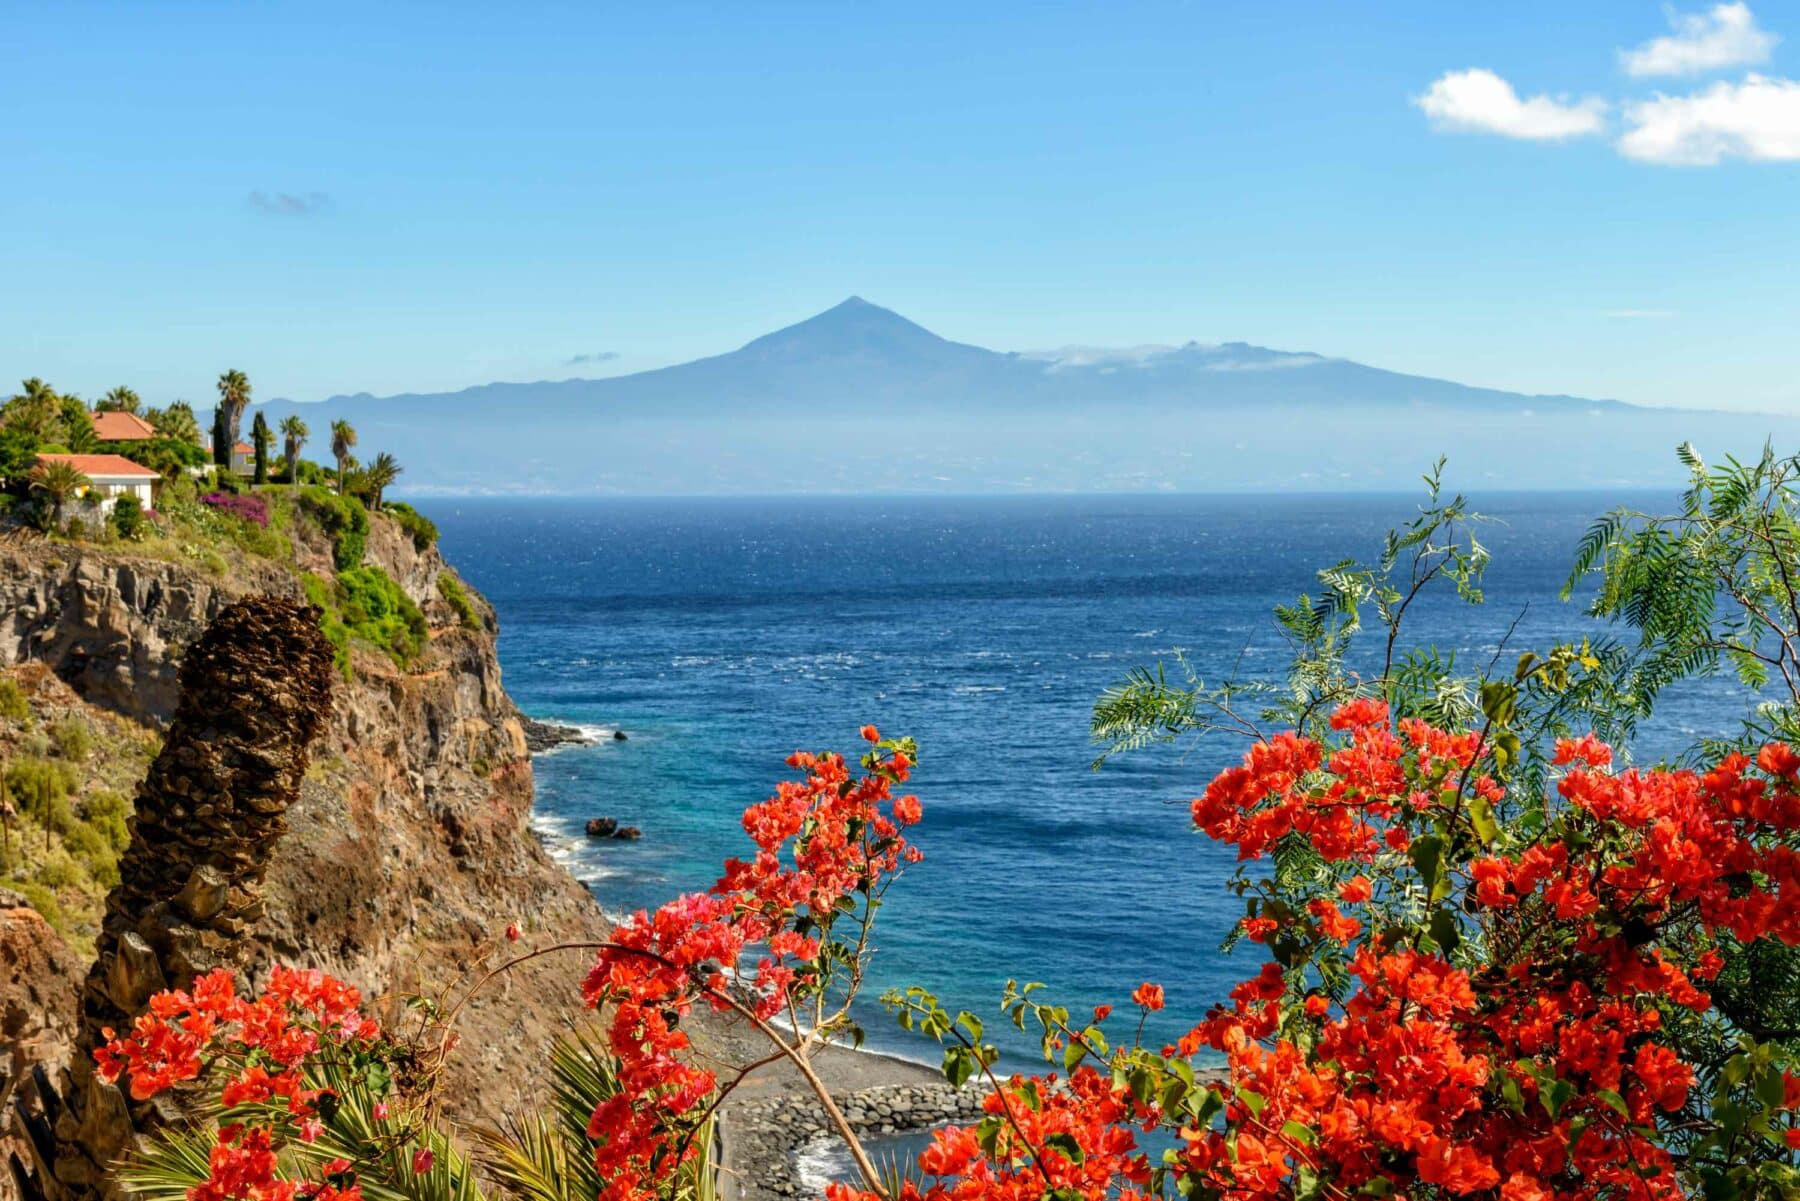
[
  {"x1": 116, "y1": 1055, "x2": 489, "y2": 1201},
  {"x1": 476, "y1": 1026, "x2": 715, "y2": 1201},
  {"x1": 28, "y1": 459, "x2": 90, "y2": 527}
]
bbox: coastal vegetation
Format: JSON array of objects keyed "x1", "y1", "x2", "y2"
[
  {"x1": 0, "y1": 374, "x2": 465, "y2": 687},
  {"x1": 87, "y1": 446, "x2": 1800, "y2": 1201},
  {"x1": 0, "y1": 667, "x2": 158, "y2": 954}
]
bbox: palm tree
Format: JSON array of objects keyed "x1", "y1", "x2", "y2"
[
  {"x1": 280, "y1": 415, "x2": 309, "y2": 490},
  {"x1": 28, "y1": 460, "x2": 91, "y2": 528},
  {"x1": 59, "y1": 396, "x2": 99, "y2": 453},
  {"x1": 214, "y1": 370, "x2": 251, "y2": 468},
  {"x1": 148, "y1": 401, "x2": 202, "y2": 446},
  {"x1": 97, "y1": 386, "x2": 141, "y2": 414},
  {"x1": 250, "y1": 411, "x2": 273, "y2": 484},
  {"x1": 330, "y1": 419, "x2": 357, "y2": 494},
  {"x1": 363, "y1": 452, "x2": 402, "y2": 509},
  {"x1": 2, "y1": 378, "x2": 64, "y2": 443}
]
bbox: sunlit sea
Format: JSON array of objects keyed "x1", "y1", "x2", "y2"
[{"x1": 430, "y1": 492, "x2": 1746, "y2": 1069}]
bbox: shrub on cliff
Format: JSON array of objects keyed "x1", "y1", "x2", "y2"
[
  {"x1": 201, "y1": 490, "x2": 269, "y2": 528},
  {"x1": 338, "y1": 565, "x2": 428, "y2": 664},
  {"x1": 110, "y1": 494, "x2": 145, "y2": 539},
  {"x1": 303, "y1": 566, "x2": 428, "y2": 675},
  {"x1": 299, "y1": 485, "x2": 369, "y2": 569},
  {"x1": 437, "y1": 571, "x2": 480, "y2": 631},
  {"x1": 385, "y1": 500, "x2": 439, "y2": 550}
]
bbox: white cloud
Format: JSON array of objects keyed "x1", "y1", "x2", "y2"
[
  {"x1": 1414, "y1": 69, "x2": 1608, "y2": 140},
  {"x1": 1621, "y1": 3, "x2": 1776, "y2": 78},
  {"x1": 1619, "y1": 73, "x2": 1800, "y2": 163}
]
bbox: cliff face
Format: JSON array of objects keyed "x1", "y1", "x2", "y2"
[{"x1": 0, "y1": 515, "x2": 606, "y2": 1121}]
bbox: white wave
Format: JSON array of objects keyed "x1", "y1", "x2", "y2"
[
  {"x1": 953, "y1": 684, "x2": 1006, "y2": 694},
  {"x1": 793, "y1": 1134, "x2": 850, "y2": 1195}
]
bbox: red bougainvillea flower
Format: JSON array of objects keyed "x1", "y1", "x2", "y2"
[{"x1": 580, "y1": 729, "x2": 922, "y2": 1201}]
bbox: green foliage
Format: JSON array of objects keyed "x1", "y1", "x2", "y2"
[
  {"x1": 475, "y1": 1027, "x2": 715, "y2": 1201},
  {"x1": 305, "y1": 567, "x2": 426, "y2": 674},
  {"x1": 252, "y1": 411, "x2": 272, "y2": 484},
  {"x1": 1566, "y1": 442, "x2": 1800, "y2": 754},
  {"x1": 111, "y1": 494, "x2": 146, "y2": 539},
  {"x1": 300, "y1": 485, "x2": 369, "y2": 569},
  {"x1": 386, "y1": 501, "x2": 439, "y2": 550},
  {"x1": 120, "y1": 1055, "x2": 490, "y2": 1201},
  {"x1": 130, "y1": 436, "x2": 208, "y2": 479},
  {"x1": 303, "y1": 572, "x2": 354, "y2": 678},
  {"x1": 145, "y1": 401, "x2": 202, "y2": 446},
  {"x1": 0, "y1": 422, "x2": 42, "y2": 487},
  {"x1": 437, "y1": 572, "x2": 480, "y2": 631},
  {"x1": 339, "y1": 567, "x2": 428, "y2": 664},
  {"x1": 50, "y1": 715, "x2": 94, "y2": 761},
  {"x1": 5, "y1": 756, "x2": 77, "y2": 833},
  {"x1": 61, "y1": 396, "x2": 99, "y2": 453},
  {"x1": 0, "y1": 678, "x2": 28, "y2": 722}
]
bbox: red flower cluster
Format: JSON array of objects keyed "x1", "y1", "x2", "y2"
[
  {"x1": 95, "y1": 967, "x2": 393, "y2": 1201},
  {"x1": 580, "y1": 729, "x2": 922, "y2": 1201},
  {"x1": 833, "y1": 701, "x2": 1800, "y2": 1201}
]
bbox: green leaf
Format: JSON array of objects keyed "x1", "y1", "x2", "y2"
[
  {"x1": 1428, "y1": 907, "x2": 1461, "y2": 955},
  {"x1": 1409, "y1": 835, "x2": 1445, "y2": 898},
  {"x1": 1466, "y1": 796, "x2": 1499, "y2": 845},
  {"x1": 1043, "y1": 1133, "x2": 1085, "y2": 1165}
]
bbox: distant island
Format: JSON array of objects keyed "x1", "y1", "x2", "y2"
[{"x1": 247, "y1": 297, "x2": 1799, "y2": 495}]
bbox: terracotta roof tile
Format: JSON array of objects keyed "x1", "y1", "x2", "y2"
[
  {"x1": 89, "y1": 411, "x2": 159, "y2": 441},
  {"x1": 35, "y1": 452, "x2": 160, "y2": 479}
]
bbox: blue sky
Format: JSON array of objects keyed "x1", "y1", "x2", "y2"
[{"x1": 4, "y1": 2, "x2": 1797, "y2": 411}]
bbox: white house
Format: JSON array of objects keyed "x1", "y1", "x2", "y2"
[{"x1": 35, "y1": 453, "x2": 160, "y2": 516}]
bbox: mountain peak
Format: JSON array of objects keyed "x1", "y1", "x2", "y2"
[{"x1": 734, "y1": 296, "x2": 973, "y2": 365}]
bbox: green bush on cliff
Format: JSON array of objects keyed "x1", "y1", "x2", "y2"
[
  {"x1": 339, "y1": 566, "x2": 428, "y2": 663},
  {"x1": 50, "y1": 714, "x2": 93, "y2": 761},
  {"x1": 299, "y1": 486, "x2": 369, "y2": 570},
  {"x1": 437, "y1": 571, "x2": 480, "y2": 631},
  {"x1": 384, "y1": 501, "x2": 439, "y2": 550},
  {"x1": 304, "y1": 566, "x2": 427, "y2": 675},
  {"x1": 302, "y1": 572, "x2": 355, "y2": 678},
  {"x1": 0, "y1": 678, "x2": 27, "y2": 723}
]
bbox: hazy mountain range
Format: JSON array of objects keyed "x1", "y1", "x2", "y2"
[{"x1": 253, "y1": 297, "x2": 1793, "y2": 495}]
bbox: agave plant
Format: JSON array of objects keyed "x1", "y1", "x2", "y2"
[{"x1": 475, "y1": 1026, "x2": 715, "y2": 1201}]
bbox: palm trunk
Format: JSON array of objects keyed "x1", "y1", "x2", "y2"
[{"x1": 26, "y1": 597, "x2": 337, "y2": 1201}]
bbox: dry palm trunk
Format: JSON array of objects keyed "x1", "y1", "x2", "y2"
[{"x1": 11, "y1": 596, "x2": 335, "y2": 1201}]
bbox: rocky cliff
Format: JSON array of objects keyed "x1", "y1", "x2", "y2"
[{"x1": 0, "y1": 511, "x2": 607, "y2": 1123}]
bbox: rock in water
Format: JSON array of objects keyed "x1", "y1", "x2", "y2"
[
  {"x1": 612, "y1": 729, "x2": 628, "y2": 741},
  {"x1": 613, "y1": 826, "x2": 642, "y2": 840},
  {"x1": 520, "y1": 716, "x2": 590, "y2": 753},
  {"x1": 585, "y1": 816, "x2": 618, "y2": 838}
]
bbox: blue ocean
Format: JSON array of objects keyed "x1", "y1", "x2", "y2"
[{"x1": 431, "y1": 492, "x2": 1747, "y2": 1068}]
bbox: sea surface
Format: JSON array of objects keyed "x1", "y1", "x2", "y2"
[{"x1": 431, "y1": 492, "x2": 1750, "y2": 1070}]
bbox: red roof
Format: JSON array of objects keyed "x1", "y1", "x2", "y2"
[
  {"x1": 89, "y1": 411, "x2": 158, "y2": 441},
  {"x1": 234, "y1": 441, "x2": 253, "y2": 454},
  {"x1": 36, "y1": 453, "x2": 159, "y2": 479}
]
